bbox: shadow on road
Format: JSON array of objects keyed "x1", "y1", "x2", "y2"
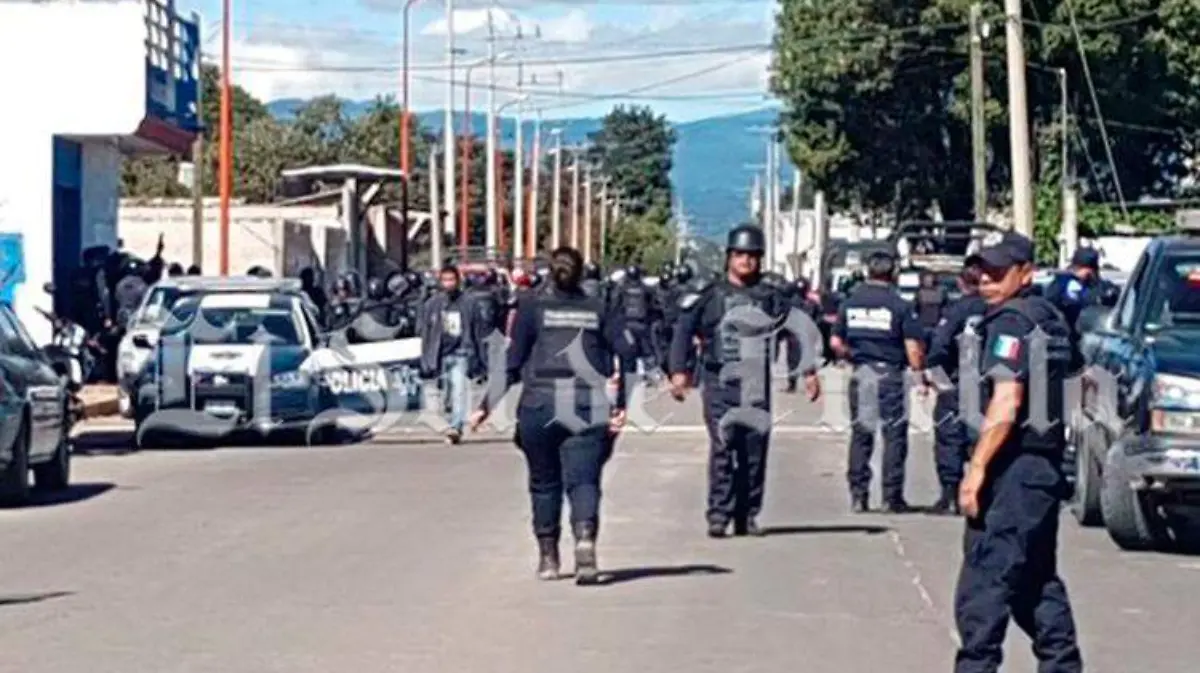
[
  {"x1": 593, "y1": 563, "x2": 733, "y2": 586},
  {"x1": 22, "y1": 483, "x2": 116, "y2": 508},
  {"x1": 759, "y1": 524, "x2": 890, "y2": 536},
  {"x1": 73, "y1": 430, "x2": 137, "y2": 456},
  {"x1": 0, "y1": 591, "x2": 74, "y2": 607}
]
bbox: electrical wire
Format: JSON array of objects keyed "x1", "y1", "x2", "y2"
[
  {"x1": 1063, "y1": 0, "x2": 1128, "y2": 219},
  {"x1": 219, "y1": 22, "x2": 967, "y2": 73}
]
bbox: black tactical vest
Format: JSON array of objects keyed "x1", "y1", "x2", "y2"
[
  {"x1": 623, "y1": 284, "x2": 649, "y2": 322},
  {"x1": 528, "y1": 294, "x2": 609, "y2": 388}
]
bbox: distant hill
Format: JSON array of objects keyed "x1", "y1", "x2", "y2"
[{"x1": 267, "y1": 99, "x2": 793, "y2": 240}]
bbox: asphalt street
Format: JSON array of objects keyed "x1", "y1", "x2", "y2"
[{"x1": 1, "y1": 371, "x2": 1198, "y2": 673}]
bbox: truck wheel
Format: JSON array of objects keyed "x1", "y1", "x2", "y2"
[
  {"x1": 1070, "y1": 427, "x2": 1104, "y2": 527},
  {"x1": 32, "y1": 410, "x2": 71, "y2": 491},
  {"x1": 0, "y1": 418, "x2": 31, "y2": 506},
  {"x1": 1101, "y1": 472, "x2": 1167, "y2": 552}
]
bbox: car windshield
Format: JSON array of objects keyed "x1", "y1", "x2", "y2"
[
  {"x1": 1143, "y1": 253, "x2": 1200, "y2": 333},
  {"x1": 136, "y1": 287, "x2": 183, "y2": 325},
  {"x1": 162, "y1": 298, "x2": 301, "y2": 345}
]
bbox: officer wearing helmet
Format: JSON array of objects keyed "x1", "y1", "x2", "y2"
[
  {"x1": 830, "y1": 251, "x2": 925, "y2": 513},
  {"x1": 668, "y1": 225, "x2": 821, "y2": 537},
  {"x1": 580, "y1": 262, "x2": 604, "y2": 301},
  {"x1": 614, "y1": 264, "x2": 656, "y2": 374}
]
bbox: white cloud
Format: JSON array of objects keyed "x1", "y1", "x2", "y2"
[{"x1": 226, "y1": 5, "x2": 772, "y2": 121}]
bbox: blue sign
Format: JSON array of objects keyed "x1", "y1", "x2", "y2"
[
  {"x1": 0, "y1": 233, "x2": 26, "y2": 304},
  {"x1": 144, "y1": 2, "x2": 200, "y2": 132}
]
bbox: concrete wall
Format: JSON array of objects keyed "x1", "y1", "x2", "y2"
[{"x1": 117, "y1": 200, "x2": 350, "y2": 278}]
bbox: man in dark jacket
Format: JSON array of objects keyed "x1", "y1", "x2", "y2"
[{"x1": 418, "y1": 265, "x2": 478, "y2": 444}]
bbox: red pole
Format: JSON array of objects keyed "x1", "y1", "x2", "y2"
[
  {"x1": 459, "y1": 71, "x2": 471, "y2": 260},
  {"x1": 218, "y1": 0, "x2": 232, "y2": 275}
]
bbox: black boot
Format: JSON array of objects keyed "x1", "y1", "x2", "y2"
[
  {"x1": 572, "y1": 522, "x2": 599, "y2": 586},
  {"x1": 851, "y1": 493, "x2": 870, "y2": 514},
  {"x1": 536, "y1": 536, "x2": 560, "y2": 580},
  {"x1": 930, "y1": 486, "x2": 960, "y2": 516}
]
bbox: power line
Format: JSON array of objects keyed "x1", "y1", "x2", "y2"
[
  {"x1": 1063, "y1": 0, "x2": 1128, "y2": 220},
  {"x1": 1022, "y1": 9, "x2": 1166, "y2": 32},
  {"x1": 218, "y1": 22, "x2": 967, "y2": 73}
]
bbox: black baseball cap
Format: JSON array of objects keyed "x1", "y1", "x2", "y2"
[
  {"x1": 1071, "y1": 247, "x2": 1100, "y2": 269},
  {"x1": 967, "y1": 231, "x2": 1035, "y2": 274}
]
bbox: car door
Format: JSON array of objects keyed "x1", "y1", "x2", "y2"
[
  {"x1": 0, "y1": 306, "x2": 65, "y2": 459},
  {"x1": 1108, "y1": 251, "x2": 1155, "y2": 430}
]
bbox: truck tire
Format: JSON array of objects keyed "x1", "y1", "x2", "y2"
[
  {"x1": 1070, "y1": 427, "x2": 1104, "y2": 527},
  {"x1": 0, "y1": 417, "x2": 31, "y2": 506},
  {"x1": 1101, "y1": 471, "x2": 1166, "y2": 552}
]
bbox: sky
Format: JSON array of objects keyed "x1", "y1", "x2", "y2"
[{"x1": 175, "y1": 0, "x2": 778, "y2": 121}]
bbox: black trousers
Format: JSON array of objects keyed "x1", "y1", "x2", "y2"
[
  {"x1": 701, "y1": 383, "x2": 771, "y2": 525},
  {"x1": 935, "y1": 388, "x2": 969, "y2": 490},
  {"x1": 517, "y1": 405, "x2": 612, "y2": 539},
  {"x1": 847, "y1": 365, "x2": 909, "y2": 502},
  {"x1": 954, "y1": 453, "x2": 1082, "y2": 673}
]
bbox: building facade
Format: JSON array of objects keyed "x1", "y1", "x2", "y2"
[{"x1": 0, "y1": 0, "x2": 199, "y2": 342}]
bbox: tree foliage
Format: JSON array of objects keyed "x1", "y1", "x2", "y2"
[
  {"x1": 588, "y1": 105, "x2": 678, "y2": 267},
  {"x1": 772, "y1": 0, "x2": 1200, "y2": 231}
]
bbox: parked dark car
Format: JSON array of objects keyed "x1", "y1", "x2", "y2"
[
  {"x1": 1071, "y1": 232, "x2": 1200, "y2": 551},
  {"x1": 0, "y1": 302, "x2": 72, "y2": 505}
]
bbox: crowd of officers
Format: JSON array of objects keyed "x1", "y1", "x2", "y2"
[{"x1": 424, "y1": 226, "x2": 1108, "y2": 673}]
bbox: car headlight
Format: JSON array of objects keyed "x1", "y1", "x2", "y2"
[
  {"x1": 271, "y1": 371, "x2": 310, "y2": 389},
  {"x1": 1150, "y1": 374, "x2": 1200, "y2": 434}
]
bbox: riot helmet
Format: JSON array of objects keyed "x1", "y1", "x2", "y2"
[{"x1": 726, "y1": 224, "x2": 766, "y2": 255}]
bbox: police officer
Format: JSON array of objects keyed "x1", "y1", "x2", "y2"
[
  {"x1": 830, "y1": 251, "x2": 924, "y2": 513},
  {"x1": 924, "y1": 262, "x2": 987, "y2": 515},
  {"x1": 669, "y1": 225, "x2": 821, "y2": 537},
  {"x1": 616, "y1": 265, "x2": 656, "y2": 373},
  {"x1": 953, "y1": 230, "x2": 1083, "y2": 673},
  {"x1": 580, "y1": 262, "x2": 604, "y2": 301},
  {"x1": 469, "y1": 246, "x2": 635, "y2": 585},
  {"x1": 464, "y1": 270, "x2": 502, "y2": 376},
  {"x1": 916, "y1": 270, "x2": 947, "y2": 346}
]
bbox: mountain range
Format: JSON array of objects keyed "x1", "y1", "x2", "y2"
[{"x1": 266, "y1": 99, "x2": 794, "y2": 240}]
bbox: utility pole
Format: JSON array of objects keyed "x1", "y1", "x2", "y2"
[
  {"x1": 599, "y1": 179, "x2": 609, "y2": 265},
  {"x1": 190, "y1": 10, "x2": 204, "y2": 269},
  {"x1": 528, "y1": 109, "x2": 541, "y2": 258},
  {"x1": 484, "y1": 11, "x2": 497, "y2": 256},
  {"x1": 583, "y1": 165, "x2": 593, "y2": 264},
  {"x1": 764, "y1": 137, "x2": 777, "y2": 271},
  {"x1": 429, "y1": 146, "x2": 440, "y2": 266},
  {"x1": 550, "y1": 129, "x2": 563, "y2": 248},
  {"x1": 1004, "y1": 0, "x2": 1035, "y2": 236},
  {"x1": 570, "y1": 150, "x2": 580, "y2": 248},
  {"x1": 969, "y1": 2, "x2": 988, "y2": 222},
  {"x1": 1059, "y1": 67, "x2": 1078, "y2": 265},
  {"x1": 443, "y1": 0, "x2": 455, "y2": 251}
]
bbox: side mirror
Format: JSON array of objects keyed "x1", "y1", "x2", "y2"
[
  {"x1": 132, "y1": 334, "x2": 153, "y2": 349},
  {"x1": 42, "y1": 282, "x2": 54, "y2": 294},
  {"x1": 1077, "y1": 305, "x2": 1112, "y2": 333},
  {"x1": 1100, "y1": 285, "x2": 1121, "y2": 307}
]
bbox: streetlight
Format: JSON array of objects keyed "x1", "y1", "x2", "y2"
[
  {"x1": 462, "y1": 51, "x2": 511, "y2": 260},
  {"x1": 400, "y1": 0, "x2": 420, "y2": 268},
  {"x1": 494, "y1": 93, "x2": 528, "y2": 259}
]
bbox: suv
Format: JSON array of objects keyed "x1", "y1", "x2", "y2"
[{"x1": 1070, "y1": 233, "x2": 1200, "y2": 551}]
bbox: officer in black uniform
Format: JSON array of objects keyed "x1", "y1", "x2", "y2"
[
  {"x1": 580, "y1": 262, "x2": 604, "y2": 301},
  {"x1": 953, "y1": 230, "x2": 1083, "y2": 673},
  {"x1": 831, "y1": 251, "x2": 925, "y2": 513},
  {"x1": 615, "y1": 265, "x2": 655, "y2": 373},
  {"x1": 669, "y1": 225, "x2": 821, "y2": 537},
  {"x1": 924, "y1": 262, "x2": 987, "y2": 514},
  {"x1": 469, "y1": 246, "x2": 635, "y2": 585}
]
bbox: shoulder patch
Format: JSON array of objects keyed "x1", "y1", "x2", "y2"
[
  {"x1": 679, "y1": 293, "x2": 702, "y2": 310},
  {"x1": 992, "y1": 334, "x2": 1021, "y2": 360}
]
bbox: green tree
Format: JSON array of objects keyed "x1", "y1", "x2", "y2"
[
  {"x1": 604, "y1": 202, "x2": 676, "y2": 270},
  {"x1": 772, "y1": 0, "x2": 1200, "y2": 221},
  {"x1": 588, "y1": 105, "x2": 676, "y2": 218}
]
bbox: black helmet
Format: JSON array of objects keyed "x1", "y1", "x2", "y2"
[
  {"x1": 366, "y1": 277, "x2": 386, "y2": 299},
  {"x1": 246, "y1": 265, "x2": 272, "y2": 278},
  {"x1": 726, "y1": 224, "x2": 766, "y2": 254},
  {"x1": 583, "y1": 262, "x2": 601, "y2": 281},
  {"x1": 660, "y1": 261, "x2": 675, "y2": 277},
  {"x1": 625, "y1": 265, "x2": 642, "y2": 281},
  {"x1": 674, "y1": 262, "x2": 694, "y2": 284}
]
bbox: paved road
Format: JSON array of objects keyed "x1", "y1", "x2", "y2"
[{"x1": 1, "y1": 377, "x2": 1198, "y2": 672}]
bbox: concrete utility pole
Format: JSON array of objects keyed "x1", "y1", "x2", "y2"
[
  {"x1": 1059, "y1": 66, "x2": 1077, "y2": 265},
  {"x1": 1004, "y1": 0, "x2": 1034, "y2": 236},
  {"x1": 583, "y1": 165, "x2": 593, "y2": 264},
  {"x1": 969, "y1": 3, "x2": 988, "y2": 222},
  {"x1": 599, "y1": 179, "x2": 609, "y2": 265},
  {"x1": 484, "y1": 11, "x2": 497, "y2": 255},
  {"x1": 513, "y1": 90, "x2": 525, "y2": 261},
  {"x1": 812, "y1": 190, "x2": 829, "y2": 288},
  {"x1": 443, "y1": 0, "x2": 455, "y2": 248},
  {"x1": 570, "y1": 150, "x2": 581, "y2": 248},
  {"x1": 550, "y1": 129, "x2": 563, "y2": 248},
  {"x1": 190, "y1": 10, "x2": 204, "y2": 269},
  {"x1": 528, "y1": 110, "x2": 541, "y2": 257},
  {"x1": 429, "y1": 146, "x2": 441, "y2": 264},
  {"x1": 765, "y1": 138, "x2": 777, "y2": 271},
  {"x1": 790, "y1": 171, "x2": 802, "y2": 279}
]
